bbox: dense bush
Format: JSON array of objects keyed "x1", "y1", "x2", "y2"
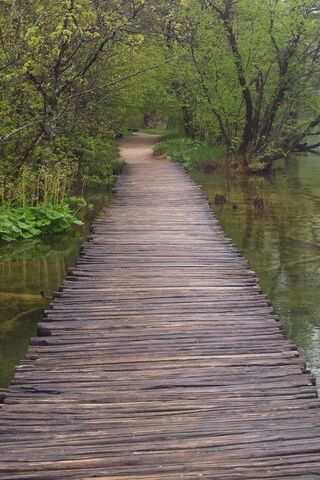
[
  {"x1": 154, "y1": 138, "x2": 233, "y2": 172},
  {"x1": 0, "y1": 164, "x2": 77, "y2": 209},
  {"x1": 81, "y1": 137, "x2": 123, "y2": 189},
  {"x1": 0, "y1": 134, "x2": 123, "y2": 242}
]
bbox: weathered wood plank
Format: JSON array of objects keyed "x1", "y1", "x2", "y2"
[{"x1": 0, "y1": 133, "x2": 319, "y2": 479}]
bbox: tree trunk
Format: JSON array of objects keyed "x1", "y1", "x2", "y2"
[
  {"x1": 43, "y1": 98, "x2": 59, "y2": 140},
  {"x1": 181, "y1": 104, "x2": 196, "y2": 138},
  {"x1": 218, "y1": 5, "x2": 255, "y2": 160}
]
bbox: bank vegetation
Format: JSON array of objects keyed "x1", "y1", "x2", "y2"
[{"x1": 1, "y1": 0, "x2": 320, "y2": 239}]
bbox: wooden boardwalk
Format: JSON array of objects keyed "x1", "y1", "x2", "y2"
[{"x1": 1, "y1": 133, "x2": 320, "y2": 479}]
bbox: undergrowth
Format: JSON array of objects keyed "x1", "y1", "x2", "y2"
[
  {"x1": 154, "y1": 137, "x2": 238, "y2": 172},
  {"x1": 0, "y1": 136, "x2": 124, "y2": 242},
  {"x1": 0, "y1": 203, "x2": 84, "y2": 242},
  {"x1": 79, "y1": 136, "x2": 124, "y2": 189}
]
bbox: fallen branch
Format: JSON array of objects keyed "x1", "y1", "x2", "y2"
[{"x1": 294, "y1": 141, "x2": 320, "y2": 152}]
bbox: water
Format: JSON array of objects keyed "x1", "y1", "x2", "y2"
[
  {"x1": 0, "y1": 191, "x2": 109, "y2": 387},
  {"x1": 2, "y1": 155, "x2": 320, "y2": 388},
  {"x1": 193, "y1": 154, "x2": 320, "y2": 382}
]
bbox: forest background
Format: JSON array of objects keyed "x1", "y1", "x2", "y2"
[{"x1": 1, "y1": 0, "x2": 320, "y2": 240}]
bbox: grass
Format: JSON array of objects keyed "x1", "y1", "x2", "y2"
[
  {"x1": 0, "y1": 164, "x2": 86, "y2": 242},
  {"x1": 154, "y1": 137, "x2": 239, "y2": 172},
  {"x1": 0, "y1": 164, "x2": 76, "y2": 209}
]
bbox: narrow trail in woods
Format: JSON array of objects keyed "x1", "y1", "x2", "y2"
[{"x1": 0, "y1": 133, "x2": 320, "y2": 479}]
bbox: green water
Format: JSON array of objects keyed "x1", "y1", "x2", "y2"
[
  {"x1": 194, "y1": 154, "x2": 320, "y2": 382},
  {"x1": 0, "y1": 192, "x2": 108, "y2": 388}
]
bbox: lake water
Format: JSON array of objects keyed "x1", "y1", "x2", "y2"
[
  {"x1": 194, "y1": 154, "x2": 320, "y2": 383},
  {"x1": 0, "y1": 192, "x2": 109, "y2": 387}
]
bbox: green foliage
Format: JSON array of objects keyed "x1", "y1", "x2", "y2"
[
  {"x1": 0, "y1": 0, "x2": 161, "y2": 210},
  {"x1": 110, "y1": 159, "x2": 126, "y2": 176},
  {"x1": 0, "y1": 164, "x2": 76, "y2": 209},
  {"x1": 247, "y1": 162, "x2": 269, "y2": 174},
  {"x1": 154, "y1": 137, "x2": 234, "y2": 172},
  {"x1": 0, "y1": 205, "x2": 83, "y2": 242},
  {"x1": 1, "y1": 0, "x2": 319, "y2": 183},
  {"x1": 80, "y1": 136, "x2": 124, "y2": 189},
  {"x1": 162, "y1": 0, "x2": 320, "y2": 166}
]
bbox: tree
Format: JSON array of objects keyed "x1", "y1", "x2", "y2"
[
  {"x1": 0, "y1": 0, "x2": 156, "y2": 173},
  {"x1": 168, "y1": 0, "x2": 320, "y2": 168},
  {"x1": 1, "y1": 0, "x2": 320, "y2": 178}
]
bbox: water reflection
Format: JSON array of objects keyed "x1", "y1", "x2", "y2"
[
  {"x1": 0, "y1": 191, "x2": 109, "y2": 387},
  {"x1": 194, "y1": 155, "x2": 320, "y2": 382}
]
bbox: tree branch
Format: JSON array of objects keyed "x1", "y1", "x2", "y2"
[
  {"x1": 62, "y1": 61, "x2": 171, "y2": 104},
  {"x1": 0, "y1": 121, "x2": 42, "y2": 144}
]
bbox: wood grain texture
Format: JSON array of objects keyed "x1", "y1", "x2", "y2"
[{"x1": 0, "y1": 133, "x2": 319, "y2": 479}]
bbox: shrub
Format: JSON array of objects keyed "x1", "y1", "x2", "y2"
[
  {"x1": 0, "y1": 204, "x2": 83, "y2": 242},
  {"x1": 247, "y1": 161, "x2": 269, "y2": 173},
  {"x1": 79, "y1": 136, "x2": 123, "y2": 189},
  {"x1": 0, "y1": 132, "x2": 123, "y2": 242},
  {"x1": 0, "y1": 164, "x2": 77, "y2": 209},
  {"x1": 154, "y1": 137, "x2": 231, "y2": 172}
]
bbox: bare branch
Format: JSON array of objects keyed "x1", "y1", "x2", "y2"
[
  {"x1": 0, "y1": 121, "x2": 42, "y2": 144},
  {"x1": 62, "y1": 61, "x2": 171, "y2": 104}
]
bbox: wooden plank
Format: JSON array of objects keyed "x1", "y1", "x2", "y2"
[{"x1": 0, "y1": 133, "x2": 319, "y2": 479}]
